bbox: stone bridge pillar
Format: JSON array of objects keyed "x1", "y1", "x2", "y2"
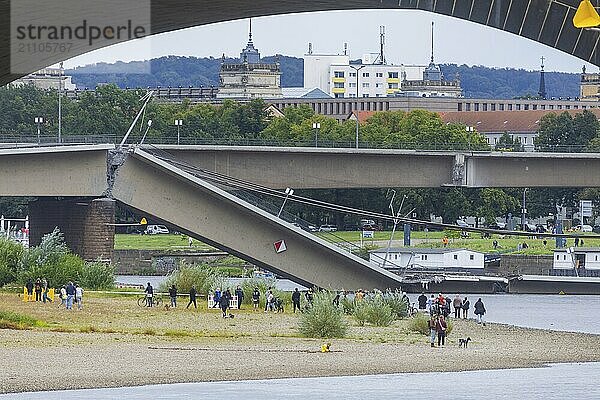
[{"x1": 29, "y1": 198, "x2": 115, "y2": 261}]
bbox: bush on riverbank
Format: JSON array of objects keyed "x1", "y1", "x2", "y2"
[
  {"x1": 240, "y1": 277, "x2": 289, "y2": 308},
  {"x1": 160, "y1": 261, "x2": 226, "y2": 295},
  {"x1": 79, "y1": 260, "x2": 115, "y2": 290},
  {"x1": 299, "y1": 291, "x2": 348, "y2": 338},
  {"x1": 18, "y1": 229, "x2": 86, "y2": 288},
  {"x1": 0, "y1": 237, "x2": 24, "y2": 287}
]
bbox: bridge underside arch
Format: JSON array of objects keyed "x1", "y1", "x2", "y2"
[{"x1": 0, "y1": 1, "x2": 595, "y2": 85}]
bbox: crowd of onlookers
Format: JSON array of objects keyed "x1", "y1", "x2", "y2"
[
  {"x1": 416, "y1": 292, "x2": 487, "y2": 347},
  {"x1": 24, "y1": 278, "x2": 84, "y2": 310}
]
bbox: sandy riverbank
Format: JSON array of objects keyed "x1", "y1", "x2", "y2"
[{"x1": 1, "y1": 293, "x2": 599, "y2": 394}]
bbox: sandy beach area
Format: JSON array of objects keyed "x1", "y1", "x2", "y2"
[{"x1": 1, "y1": 292, "x2": 599, "y2": 394}]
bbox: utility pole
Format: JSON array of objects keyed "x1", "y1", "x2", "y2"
[
  {"x1": 58, "y1": 62, "x2": 63, "y2": 144},
  {"x1": 349, "y1": 65, "x2": 365, "y2": 148}
]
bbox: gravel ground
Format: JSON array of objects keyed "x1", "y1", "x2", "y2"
[{"x1": 1, "y1": 294, "x2": 599, "y2": 394}]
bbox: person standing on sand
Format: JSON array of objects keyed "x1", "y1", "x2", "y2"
[
  {"x1": 34, "y1": 279, "x2": 42, "y2": 302},
  {"x1": 235, "y1": 286, "x2": 244, "y2": 309},
  {"x1": 212, "y1": 288, "x2": 221, "y2": 308},
  {"x1": 436, "y1": 315, "x2": 448, "y2": 347},
  {"x1": 59, "y1": 286, "x2": 67, "y2": 308},
  {"x1": 429, "y1": 315, "x2": 437, "y2": 347},
  {"x1": 144, "y1": 282, "x2": 153, "y2": 307},
  {"x1": 169, "y1": 285, "x2": 177, "y2": 308},
  {"x1": 219, "y1": 290, "x2": 230, "y2": 318},
  {"x1": 264, "y1": 287, "x2": 272, "y2": 312},
  {"x1": 453, "y1": 294, "x2": 463, "y2": 318},
  {"x1": 252, "y1": 287, "x2": 260, "y2": 310},
  {"x1": 418, "y1": 292, "x2": 427, "y2": 310},
  {"x1": 462, "y1": 297, "x2": 470, "y2": 319},
  {"x1": 66, "y1": 281, "x2": 76, "y2": 310},
  {"x1": 187, "y1": 285, "x2": 197, "y2": 309},
  {"x1": 75, "y1": 284, "x2": 83, "y2": 310},
  {"x1": 25, "y1": 279, "x2": 34, "y2": 298},
  {"x1": 42, "y1": 278, "x2": 51, "y2": 303},
  {"x1": 292, "y1": 288, "x2": 301, "y2": 313},
  {"x1": 474, "y1": 298, "x2": 486, "y2": 325},
  {"x1": 427, "y1": 294, "x2": 435, "y2": 315}
]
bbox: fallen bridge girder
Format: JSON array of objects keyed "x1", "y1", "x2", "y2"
[{"x1": 110, "y1": 148, "x2": 404, "y2": 290}]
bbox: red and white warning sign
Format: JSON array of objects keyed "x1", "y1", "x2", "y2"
[{"x1": 274, "y1": 239, "x2": 287, "y2": 253}]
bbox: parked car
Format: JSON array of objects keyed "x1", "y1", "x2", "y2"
[
  {"x1": 319, "y1": 224, "x2": 338, "y2": 232},
  {"x1": 145, "y1": 224, "x2": 169, "y2": 235},
  {"x1": 360, "y1": 219, "x2": 376, "y2": 228},
  {"x1": 456, "y1": 220, "x2": 470, "y2": 228},
  {"x1": 487, "y1": 222, "x2": 506, "y2": 230},
  {"x1": 577, "y1": 224, "x2": 593, "y2": 232},
  {"x1": 293, "y1": 222, "x2": 319, "y2": 232}
]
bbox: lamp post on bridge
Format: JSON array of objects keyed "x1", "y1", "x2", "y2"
[
  {"x1": 174, "y1": 119, "x2": 183, "y2": 145},
  {"x1": 277, "y1": 187, "x2": 294, "y2": 218},
  {"x1": 34, "y1": 117, "x2": 43, "y2": 145},
  {"x1": 349, "y1": 65, "x2": 365, "y2": 149},
  {"x1": 312, "y1": 122, "x2": 320, "y2": 147}
]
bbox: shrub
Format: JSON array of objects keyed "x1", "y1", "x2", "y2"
[
  {"x1": 382, "y1": 292, "x2": 408, "y2": 319},
  {"x1": 299, "y1": 291, "x2": 348, "y2": 338},
  {"x1": 340, "y1": 296, "x2": 355, "y2": 315},
  {"x1": 160, "y1": 261, "x2": 226, "y2": 295},
  {"x1": 363, "y1": 296, "x2": 395, "y2": 327},
  {"x1": 78, "y1": 260, "x2": 115, "y2": 290},
  {"x1": 0, "y1": 237, "x2": 24, "y2": 287},
  {"x1": 18, "y1": 228, "x2": 84, "y2": 287},
  {"x1": 353, "y1": 300, "x2": 369, "y2": 326},
  {"x1": 0, "y1": 311, "x2": 47, "y2": 329}
]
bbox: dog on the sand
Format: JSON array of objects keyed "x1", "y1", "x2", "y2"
[{"x1": 458, "y1": 337, "x2": 471, "y2": 348}]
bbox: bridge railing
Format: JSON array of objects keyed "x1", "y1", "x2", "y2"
[{"x1": 0, "y1": 134, "x2": 596, "y2": 153}]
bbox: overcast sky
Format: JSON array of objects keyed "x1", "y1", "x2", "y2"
[{"x1": 63, "y1": 10, "x2": 597, "y2": 73}]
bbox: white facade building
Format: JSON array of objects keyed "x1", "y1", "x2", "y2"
[
  {"x1": 369, "y1": 247, "x2": 484, "y2": 270},
  {"x1": 553, "y1": 248, "x2": 600, "y2": 270},
  {"x1": 303, "y1": 52, "x2": 424, "y2": 98},
  {"x1": 10, "y1": 67, "x2": 76, "y2": 91}
]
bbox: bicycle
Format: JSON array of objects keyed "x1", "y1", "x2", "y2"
[{"x1": 137, "y1": 295, "x2": 162, "y2": 307}]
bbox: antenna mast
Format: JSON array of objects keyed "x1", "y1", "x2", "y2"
[
  {"x1": 431, "y1": 21, "x2": 435, "y2": 63},
  {"x1": 379, "y1": 25, "x2": 386, "y2": 64}
]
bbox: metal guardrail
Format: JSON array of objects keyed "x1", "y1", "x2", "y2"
[{"x1": 0, "y1": 134, "x2": 596, "y2": 153}]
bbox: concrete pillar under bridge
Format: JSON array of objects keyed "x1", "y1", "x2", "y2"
[{"x1": 29, "y1": 198, "x2": 115, "y2": 261}]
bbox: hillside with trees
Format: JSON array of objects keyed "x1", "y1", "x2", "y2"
[{"x1": 68, "y1": 56, "x2": 580, "y2": 99}]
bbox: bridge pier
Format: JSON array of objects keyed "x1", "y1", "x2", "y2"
[{"x1": 29, "y1": 198, "x2": 115, "y2": 261}]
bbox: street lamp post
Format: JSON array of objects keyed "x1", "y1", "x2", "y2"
[
  {"x1": 140, "y1": 119, "x2": 153, "y2": 145},
  {"x1": 312, "y1": 122, "x2": 320, "y2": 147},
  {"x1": 349, "y1": 65, "x2": 365, "y2": 149},
  {"x1": 58, "y1": 62, "x2": 63, "y2": 144},
  {"x1": 34, "y1": 117, "x2": 43, "y2": 144},
  {"x1": 277, "y1": 187, "x2": 294, "y2": 218},
  {"x1": 522, "y1": 188, "x2": 528, "y2": 231},
  {"x1": 174, "y1": 119, "x2": 183, "y2": 145}
]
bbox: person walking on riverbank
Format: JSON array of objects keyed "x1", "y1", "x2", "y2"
[
  {"x1": 169, "y1": 285, "x2": 177, "y2": 308},
  {"x1": 186, "y1": 285, "x2": 197, "y2": 309},
  {"x1": 453, "y1": 294, "x2": 463, "y2": 318},
  {"x1": 42, "y1": 278, "x2": 51, "y2": 303},
  {"x1": 474, "y1": 298, "x2": 486, "y2": 325},
  {"x1": 266, "y1": 290, "x2": 274, "y2": 312},
  {"x1": 429, "y1": 315, "x2": 437, "y2": 347},
  {"x1": 66, "y1": 282, "x2": 76, "y2": 310},
  {"x1": 75, "y1": 284, "x2": 83, "y2": 310},
  {"x1": 59, "y1": 286, "x2": 67, "y2": 308},
  {"x1": 219, "y1": 291, "x2": 230, "y2": 318},
  {"x1": 462, "y1": 297, "x2": 470, "y2": 319},
  {"x1": 292, "y1": 288, "x2": 301, "y2": 313},
  {"x1": 252, "y1": 287, "x2": 260, "y2": 310},
  {"x1": 436, "y1": 315, "x2": 448, "y2": 346}
]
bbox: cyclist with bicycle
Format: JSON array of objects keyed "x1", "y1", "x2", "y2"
[{"x1": 144, "y1": 282, "x2": 154, "y2": 307}]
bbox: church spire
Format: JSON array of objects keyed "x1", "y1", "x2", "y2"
[
  {"x1": 248, "y1": 18, "x2": 253, "y2": 44},
  {"x1": 431, "y1": 21, "x2": 435, "y2": 63},
  {"x1": 538, "y1": 56, "x2": 547, "y2": 99}
]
